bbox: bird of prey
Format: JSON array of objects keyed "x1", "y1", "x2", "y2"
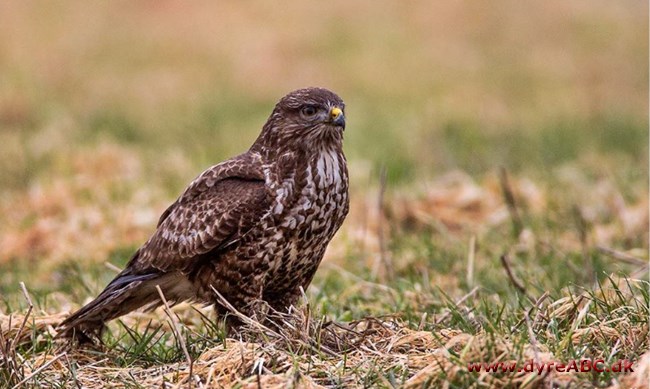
[{"x1": 59, "y1": 87, "x2": 349, "y2": 340}]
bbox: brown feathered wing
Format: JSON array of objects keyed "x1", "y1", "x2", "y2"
[{"x1": 58, "y1": 153, "x2": 271, "y2": 339}]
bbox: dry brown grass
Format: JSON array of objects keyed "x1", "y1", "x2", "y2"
[{"x1": 2, "y1": 284, "x2": 648, "y2": 388}]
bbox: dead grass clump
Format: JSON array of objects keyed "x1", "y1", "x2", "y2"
[
  {"x1": 384, "y1": 171, "x2": 508, "y2": 235},
  {"x1": 380, "y1": 170, "x2": 648, "y2": 253}
]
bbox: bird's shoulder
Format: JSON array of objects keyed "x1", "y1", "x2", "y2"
[
  {"x1": 129, "y1": 151, "x2": 272, "y2": 273},
  {"x1": 157, "y1": 152, "x2": 267, "y2": 227}
]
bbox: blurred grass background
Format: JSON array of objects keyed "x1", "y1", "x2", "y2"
[
  {"x1": 0, "y1": 1, "x2": 646, "y2": 190},
  {"x1": 0, "y1": 2, "x2": 648, "y2": 386}
]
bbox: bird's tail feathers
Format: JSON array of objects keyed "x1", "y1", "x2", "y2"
[{"x1": 57, "y1": 271, "x2": 191, "y2": 342}]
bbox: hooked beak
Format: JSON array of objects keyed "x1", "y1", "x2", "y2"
[{"x1": 328, "y1": 107, "x2": 345, "y2": 129}]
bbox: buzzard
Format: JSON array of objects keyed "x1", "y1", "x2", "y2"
[{"x1": 59, "y1": 87, "x2": 349, "y2": 340}]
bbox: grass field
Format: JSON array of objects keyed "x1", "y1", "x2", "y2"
[{"x1": 0, "y1": 1, "x2": 648, "y2": 387}]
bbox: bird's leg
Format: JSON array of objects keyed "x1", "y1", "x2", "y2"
[
  {"x1": 241, "y1": 299, "x2": 271, "y2": 322},
  {"x1": 211, "y1": 277, "x2": 268, "y2": 335},
  {"x1": 266, "y1": 288, "x2": 303, "y2": 314},
  {"x1": 219, "y1": 298, "x2": 271, "y2": 338}
]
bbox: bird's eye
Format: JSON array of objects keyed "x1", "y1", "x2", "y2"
[{"x1": 300, "y1": 105, "x2": 318, "y2": 117}]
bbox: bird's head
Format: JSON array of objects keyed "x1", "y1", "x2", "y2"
[{"x1": 252, "y1": 87, "x2": 346, "y2": 154}]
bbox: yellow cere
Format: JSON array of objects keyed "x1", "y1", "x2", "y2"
[{"x1": 330, "y1": 107, "x2": 343, "y2": 118}]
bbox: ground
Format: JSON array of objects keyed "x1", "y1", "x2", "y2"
[{"x1": 0, "y1": 1, "x2": 648, "y2": 388}]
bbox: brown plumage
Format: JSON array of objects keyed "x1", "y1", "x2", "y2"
[{"x1": 59, "y1": 87, "x2": 349, "y2": 340}]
